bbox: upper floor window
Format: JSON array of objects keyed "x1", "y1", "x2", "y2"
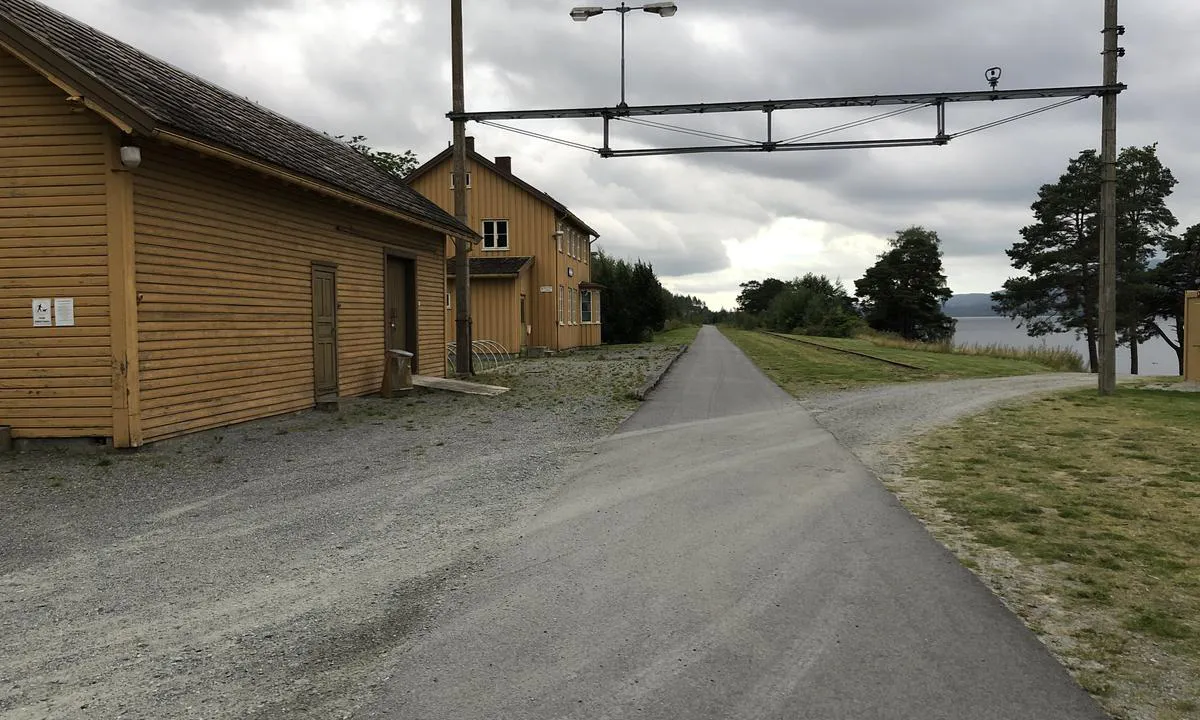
[
  {"x1": 482, "y1": 220, "x2": 509, "y2": 250},
  {"x1": 449, "y1": 171, "x2": 472, "y2": 189}
]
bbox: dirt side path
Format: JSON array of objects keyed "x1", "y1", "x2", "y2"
[
  {"x1": 0, "y1": 347, "x2": 676, "y2": 720},
  {"x1": 799, "y1": 373, "x2": 1096, "y2": 472}
]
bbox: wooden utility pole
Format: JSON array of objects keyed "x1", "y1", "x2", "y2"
[
  {"x1": 451, "y1": 0, "x2": 472, "y2": 377},
  {"x1": 1098, "y1": 0, "x2": 1120, "y2": 395}
]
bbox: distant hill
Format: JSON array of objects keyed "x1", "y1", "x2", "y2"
[{"x1": 944, "y1": 293, "x2": 1001, "y2": 318}]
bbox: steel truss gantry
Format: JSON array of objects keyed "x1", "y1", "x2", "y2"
[{"x1": 448, "y1": 84, "x2": 1126, "y2": 158}]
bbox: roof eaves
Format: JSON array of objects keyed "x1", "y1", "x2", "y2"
[
  {"x1": 0, "y1": 16, "x2": 156, "y2": 135},
  {"x1": 160, "y1": 130, "x2": 479, "y2": 241},
  {"x1": 410, "y1": 147, "x2": 601, "y2": 238}
]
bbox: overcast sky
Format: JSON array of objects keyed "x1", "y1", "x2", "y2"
[{"x1": 41, "y1": 0, "x2": 1200, "y2": 310}]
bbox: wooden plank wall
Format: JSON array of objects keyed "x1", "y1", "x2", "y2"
[
  {"x1": 132, "y1": 141, "x2": 445, "y2": 442},
  {"x1": 0, "y1": 49, "x2": 112, "y2": 439},
  {"x1": 447, "y1": 277, "x2": 519, "y2": 354}
]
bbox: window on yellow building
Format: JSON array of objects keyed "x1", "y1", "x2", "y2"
[
  {"x1": 482, "y1": 219, "x2": 508, "y2": 250},
  {"x1": 449, "y1": 171, "x2": 472, "y2": 189},
  {"x1": 558, "y1": 285, "x2": 565, "y2": 324},
  {"x1": 581, "y1": 290, "x2": 592, "y2": 323}
]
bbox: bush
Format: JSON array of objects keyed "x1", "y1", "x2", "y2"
[{"x1": 761, "y1": 275, "x2": 862, "y2": 338}]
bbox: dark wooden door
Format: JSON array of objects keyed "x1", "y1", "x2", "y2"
[
  {"x1": 311, "y1": 265, "x2": 339, "y2": 400},
  {"x1": 386, "y1": 256, "x2": 417, "y2": 370}
]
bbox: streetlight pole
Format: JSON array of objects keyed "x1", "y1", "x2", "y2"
[
  {"x1": 570, "y1": 2, "x2": 678, "y2": 108},
  {"x1": 1099, "y1": 0, "x2": 1120, "y2": 395},
  {"x1": 451, "y1": 0, "x2": 472, "y2": 377}
]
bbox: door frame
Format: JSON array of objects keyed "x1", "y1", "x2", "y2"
[
  {"x1": 311, "y1": 262, "x2": 339, "y2": 401},
  {"x1": 384, "y1": 250, "x2": 419, "y2": 373}
]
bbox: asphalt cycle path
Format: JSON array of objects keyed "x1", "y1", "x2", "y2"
[{"x1": 366, "y1": 325, "x2": 1106, "y2": 719}]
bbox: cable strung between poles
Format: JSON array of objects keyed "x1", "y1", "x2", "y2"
[
  {"x1": 476, "y1": 120, "x2": 599, "y2": 152},
  {"x1": 950, "y1": 96, "x2": 1088, "y2": 138}
]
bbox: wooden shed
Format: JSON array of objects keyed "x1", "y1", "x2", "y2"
[{"x1": 0, "y1": 0, "x2": 473, "y2": 448}]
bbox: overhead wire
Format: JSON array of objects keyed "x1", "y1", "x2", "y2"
[
  {"x1": 949, "y1": 95, "x2": 1088, "y2": 138},
  {"x1": 614, "y1": 116, "x2": 756, "y2": 145},
  {"x1": 778, "y1": 103, "x2": 933, "y2": 144},
  {"x1": 476, "y1": 119, "x2": 598, "y2": 153}
]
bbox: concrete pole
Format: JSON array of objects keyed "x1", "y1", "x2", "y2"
[
  {"x1": 1098, "y1": 0, "x2": 1119, "y2": 395},
  {"x1": 451, "y1": 0, "x2": 472, "y2": 377}
]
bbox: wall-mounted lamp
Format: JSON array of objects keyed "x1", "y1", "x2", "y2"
[{"x1": 119, "y1": 144, "x2": 142, "y2": 170}]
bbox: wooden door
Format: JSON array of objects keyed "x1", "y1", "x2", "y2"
[
  {"x1": 386, "y1": 256, "x2": 417, "y2": 371},
  {"x1": 311, "y1": 265, "x2": 339, "y2": 400}
]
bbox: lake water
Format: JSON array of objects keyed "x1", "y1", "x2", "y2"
[{"x1": 952, "y1": 316, "x2": 1181, "y2": 376}]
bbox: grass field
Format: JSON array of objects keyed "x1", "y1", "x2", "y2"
[
  {"x1": 720, "y1": 328, "x2": 1073, "y2": 395},
  {"x1": 652, "y1": 324, "x2": 702, "y2": 346},
  {"x1": 902, "y1": 388, "x2": 1200, "y2": 719}
]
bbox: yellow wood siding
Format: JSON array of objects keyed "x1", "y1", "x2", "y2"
[
  {"x1": 411, "y1": 155, "x2": 604, "y2": 351},
  {"x1": 132, "y1": 142, "x2": 445, "y2": 442},
  {"x1": 446, "y1": 277, "x2": 520, "y2": 354},
  {"x1": 0, "y1": 49, "x2": 112, "y2": 438}
]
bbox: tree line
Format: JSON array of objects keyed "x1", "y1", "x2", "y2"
[
  {"x1": 590, "y1": 250, "x2": 714, "y2": 343},
  {"x1": 729, "y1": 226, "x2": 957, "y2": 342},
  {"x1": 993, "y1": 144, "x2": 1197, "y2": 374}
]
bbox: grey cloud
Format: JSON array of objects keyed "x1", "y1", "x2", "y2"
[{"x1": 37, "y1": 0, "x2": 1200, "y2": 290}]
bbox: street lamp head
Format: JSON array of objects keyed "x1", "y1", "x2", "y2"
[
  {"x1": 642, "y1": 2, "x2": 678, "y2": 16},
  {"x1": 570, "y1": 6, "x2": 604, "y2": 21}
]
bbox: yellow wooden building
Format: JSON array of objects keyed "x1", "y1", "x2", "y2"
[
  {"x1": 407, "y1": 140, "x2": 602, "y2": 355},
  {"x1": 0, "y1": 0, "x2": 472, "y2": 448}
]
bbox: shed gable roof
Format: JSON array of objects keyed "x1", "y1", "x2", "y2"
[
  {"x1": 408, "y1": 146, "x2": 601, "y2": 239},
  {"x1": 0, "y1": 0, "x2": 471, "y2": 237}
]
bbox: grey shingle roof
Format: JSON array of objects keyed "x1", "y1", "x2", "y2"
[
  {"x1": 446, "y1": 256, "x2": 533, "y2": 277},
  {"x1": 0, "y1": 0, "x2": 470, "y2": 237}
]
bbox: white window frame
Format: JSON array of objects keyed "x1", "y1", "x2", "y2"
[
  {"x1": 449, "y1": 171, "x2": 472, "y2": 189},
  {"x1": 568, "y1": 288, "x2": 576, "y2": 324},
  {"x1": 482, "y1": 219, "x2": 509, "y2": 251},
  {"x1": 558, "y1": 285, "x2": 565, "y2": 325},
  {"x1": 581, "y1": 290, "x2": 593, "y2": 324}
]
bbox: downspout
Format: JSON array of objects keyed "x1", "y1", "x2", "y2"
[{"x1": 554, "y1": 218, "x2": 563, "y2": 351}]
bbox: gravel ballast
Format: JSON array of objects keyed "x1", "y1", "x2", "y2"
[{"x1": 0, "y1": 346, "x2": 679, "y2": 719}]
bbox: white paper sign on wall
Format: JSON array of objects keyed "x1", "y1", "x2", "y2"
[
  {"x1": 54, "y1": 298, "x2": 75, "y2": 327},
  {"x1": 32, "y1": 299, "x2": 51, "y2": 327},
  {"x1": 540, "y1": 286, "x2": 553, "y2": 293}
]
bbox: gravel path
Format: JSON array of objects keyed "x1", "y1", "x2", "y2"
[
  {"x1": 799, "y1": 373, "x2": 1098, "y2": 475},
  {"x1": 0, "y1": 346, "x2": 678, "y2": 720}
]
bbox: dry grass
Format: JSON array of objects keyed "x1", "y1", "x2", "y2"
[
  {"x1": 860, "y1": 332, "x2": 1086, "y2": 373},
  {"x1": 721, "y1": 328, "x2": 1075, "y2": 397},
  {"x1": 900, "y1": 388, "x2": 1200, "y2": 719}
]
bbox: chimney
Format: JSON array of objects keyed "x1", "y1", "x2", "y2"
[
  {"x1": 465, "y1": 136, "x2": 475, "y2": 153},
  {"x1": 495, "y1": 156, "x2": 512, "y2": 174}
]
